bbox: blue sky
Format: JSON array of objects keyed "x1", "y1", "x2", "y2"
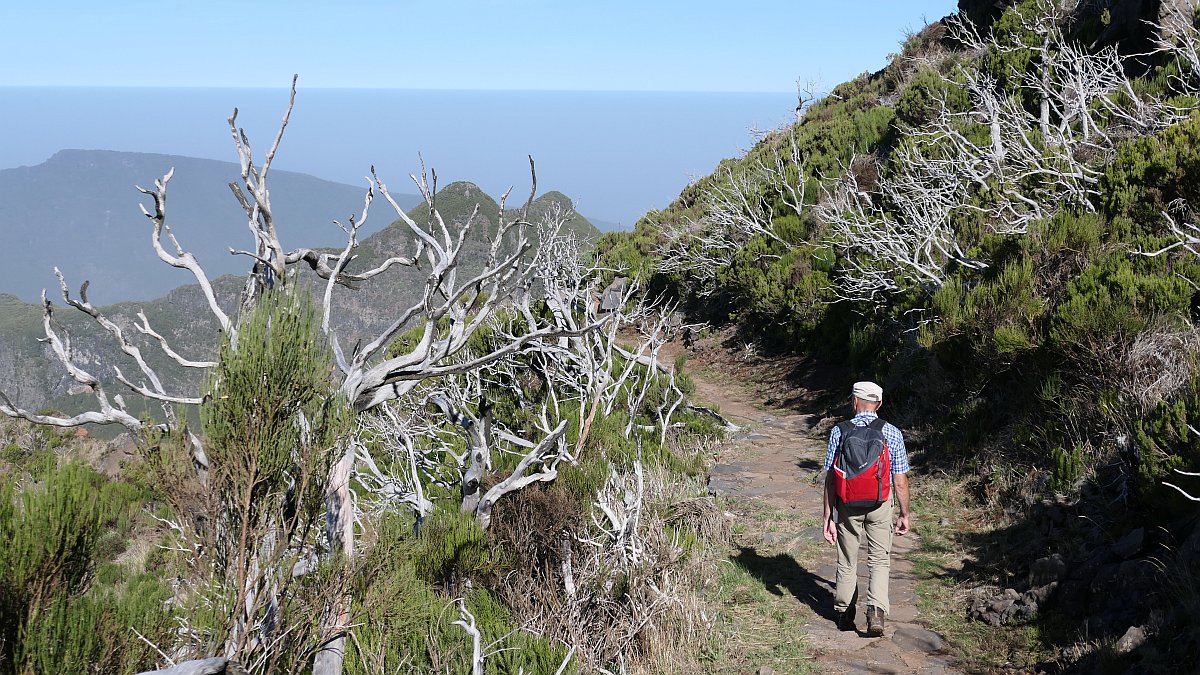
[{"x1": 4, "y1": 1, "x2": 960, "y2": 92}]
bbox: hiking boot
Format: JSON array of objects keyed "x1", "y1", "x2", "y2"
[
  {"x1": 865, "y1": 605, "x2": 885, "y2": 637},
  {"x1": 836, "y1": 604, "x2": 856, "y2": 632}
]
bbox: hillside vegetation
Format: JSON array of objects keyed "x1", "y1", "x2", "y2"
[
  {"x1": 11, "y1": 2, "x2": 1200, "y2": 672},
  {"x1": 598, "y1": 0, "x2": 1200, "y2": 670},
  {"x1": 1, "y1": 110, "x2": 711, "y2": 675},
  {"x1": 0, "y1": 181, "x2": 600, "y2": 416}
]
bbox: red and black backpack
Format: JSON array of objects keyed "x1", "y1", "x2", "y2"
[{"x1": 832, "y1": 418, "x2": 892, "y2": 509}]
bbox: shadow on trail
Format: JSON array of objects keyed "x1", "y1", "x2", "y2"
[
  {"x1": 711, "y1": 326, "x2": 849, "y2": 419},
  {"x1": 795, "y1": 458, "x2": 823, "y2": 472},
  {"x1": 731, "y1": 546, "x2": 837, "y2": 622}
]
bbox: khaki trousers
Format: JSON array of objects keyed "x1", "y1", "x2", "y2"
[{"x1": 833, "y1": 497, "x2": 894, "y2": 616}]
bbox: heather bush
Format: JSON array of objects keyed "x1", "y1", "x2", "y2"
[{"x1": 0, "y1": 461, "x2": 172, "y2": 674}]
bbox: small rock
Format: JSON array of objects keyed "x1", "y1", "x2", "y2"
[
  {"x1": 971, "y1": 585, "x2": 1053, "y2": 626},
  {"x1": 1114, "y1": 527, "x2": 1146, "y2": 559},
  {"x1": 992, "y1": 588, "x2": 1020, "y2": 608},
  {"x1": 969, "y1": 588, "x2": 1018, "y2": 626},
  {"x1": 709, "y1": 463, "x2": 744, "y2": 475},
  {"x1": 1090, "y1": 562, "x2": 1122, "y2": 596},
  {"x1": 1023, "y1": 581, "x2": 1058, "y2": 607},
  {"x1": 761, "y1": 531, "x2": 790, "y2": 545},
  {"x1": 1004, "y1": 602, "x2": 1038, "y2": 624},
  {"x1": 1115, "y1": 625, "x2": 1148, "y2": 655},
  {"x1": 891, "y1": 626, "x2": 946, "y2": 653},
  {"x1": 706, "y1": 475, "x2": 742, "y2": 498},
  {"x1": 799, "y1": 526, "x2": 825, "y2": 542}
]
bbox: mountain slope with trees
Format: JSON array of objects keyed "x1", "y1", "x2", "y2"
[
  {"x1": 10, "y1": 2, "x2": 1200, "y2": 673},
  {"x1": 0, "y1": 180, "x2": 600, "y2": 414},
  {"x1": 0, "y1": 82, "x2": 693, "y2": 674},
  {"x1": 598, "y1": 0, "x2": 1200, "y2": 670}
]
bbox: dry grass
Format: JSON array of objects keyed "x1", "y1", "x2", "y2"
[
  {"x1": 1121, "y1": 324, "x2": 1200, "y2": 410},
  {"x1": 693, "y1": 495, "x2": 819, "y2": 675},
  {"x1": 667, "y1": 495, "x2": 732, "y2": 544},
  {"x1": 488, "y1": 454, "x2": 729, "y2": 674}
]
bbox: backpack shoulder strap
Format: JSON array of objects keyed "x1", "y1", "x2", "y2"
[{"x1": 867, "y1": 417, "x2": 888, "y2": 432}]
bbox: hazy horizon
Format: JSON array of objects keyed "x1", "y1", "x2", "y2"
[{"x1": 0, "y1": 86, "x2": 797, "y2": 227}]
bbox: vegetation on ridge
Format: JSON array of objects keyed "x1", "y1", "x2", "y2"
[
  {"x1": 0, "y1": 81, "x2": 721, "y2": 675},
  {"x1": 598, "y1": 0, "x2": 1200, "y2": 670}
]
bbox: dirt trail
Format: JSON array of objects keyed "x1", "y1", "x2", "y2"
[{"x1": 681, "y1": 347, "x2": 961, "y2": 674}]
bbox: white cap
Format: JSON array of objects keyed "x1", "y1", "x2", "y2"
[{"x1": 852, "y1": 381, "x2": 883, "y2": 402}]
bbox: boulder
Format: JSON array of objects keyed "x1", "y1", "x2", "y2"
[
  {"x1": 1114, "y1": 527, "x2": 1145, "y2": 559},
  {"x1": 891, "y1": 626, "x2": 948, "y2": 653},
  {"x1": 956, "y1": 0, "x2": 1018, "y2": 26},
  {"x1": 1115, "y1": 625, "x2": 1149, "y2": 655},
  {"x1": 1091, "y1": 0, "x2": 1189, "y2": 52},
  {"x1": 957, "y1": 0, "x2": 1191, "y2": 78},
  {"x1": 1029, "y1": 553, "x2": 1067, "y2": 586}
]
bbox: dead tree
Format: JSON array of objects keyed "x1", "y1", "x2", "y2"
[
  {"x1": 1156, "y1": 0, "x2": 1200, "y2": 95},
  {"x1": 935, "y1": 3, "x2": 1192, "y2": 232},
  {"x1": 345, "y1": 220, "x2": 697, "y2": 671},
  {"x1": 816, "y1": 2, "x2": 1200, "y2": 303},
  {"x1": 656, "y1": 132, "x2": 806, "y2": 295},
  {"x1": 817, "y1": 147, "x2": 988, "y2": 303},
  {"x1": 0, "y1": 77, "x2": 604, "y2": 675},
  {"x1": 355, "y1": 220, "x2": 691, "y2": 532}
]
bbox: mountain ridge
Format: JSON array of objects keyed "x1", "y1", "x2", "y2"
[
  {"x1": 0, "y1": 176, "x2": 600, "y2": 412},
  {"x1": 0, "y1": 149, "x2": 423, "y2": 304}
]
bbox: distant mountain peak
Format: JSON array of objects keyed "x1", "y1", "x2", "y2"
[{"x1": 0, "y1": 150, "x2": 421, "y2": 304}]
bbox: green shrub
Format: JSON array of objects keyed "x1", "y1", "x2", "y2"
[
  {"x1": 1101, "y1": 113, "x2": 1200, "y2": 234},
  {"x1": 0, "y1": 462, "x2": 172, "y2": 673},
  {"x1": 347, "y1": 512, "x2": 572, "y2": 675},
  {"x1": 414, "y1": 506, "x2": 501, "y2": 590},
  {"x1": 894, "y1": 66, "x2": 970, "y2": 128},
  {"x1": 1049, "y1": 444, "x2": 1085, "y2": 494},
  {"x1": 1133, "y1": 379, "x2": 1200, "y2": 501}
]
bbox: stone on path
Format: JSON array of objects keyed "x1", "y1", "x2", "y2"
[{"x1": 891, "y1": 626, "x2": 947, "y2": 653}]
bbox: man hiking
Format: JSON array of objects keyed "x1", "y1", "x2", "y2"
[{"x1": 822, "y1": 381, "x2": 911, "y2": 637}]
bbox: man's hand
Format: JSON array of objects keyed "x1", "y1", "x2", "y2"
[
  {"x1": 894, "y1": 513, "x2": 910, "y2": 536},
  {"x1": 823, "y1": 517, "x2": 838, "y2": 545}
]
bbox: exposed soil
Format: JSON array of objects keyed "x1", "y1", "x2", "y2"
[{"x1": 673, "y1": 328, "x2": 961, "y2": 674}]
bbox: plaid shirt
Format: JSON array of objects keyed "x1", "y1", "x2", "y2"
[{"x1": 824, "y1": 411, "x2": 910, "y2": 474}]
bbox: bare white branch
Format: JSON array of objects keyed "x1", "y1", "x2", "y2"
[
  {"x1": 1134, "y1": 210, "x2": 1200, "y2": 258},
  {"x1": 0, "y1": 291, "x2": 142, "y2": 432},
  {"x1": 657, "y1": 131, "x2": 806, "y2": 294},
  {"x1": 137, "y1": 170, "x2": 233, "y2": 338},
  {"x1": 453, "y1": 599, "x2": 485, "y2": 675}
]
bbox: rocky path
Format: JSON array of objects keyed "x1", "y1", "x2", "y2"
[{"x1": 687, "y1": 358, "x2": 961, "y2": 674}]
